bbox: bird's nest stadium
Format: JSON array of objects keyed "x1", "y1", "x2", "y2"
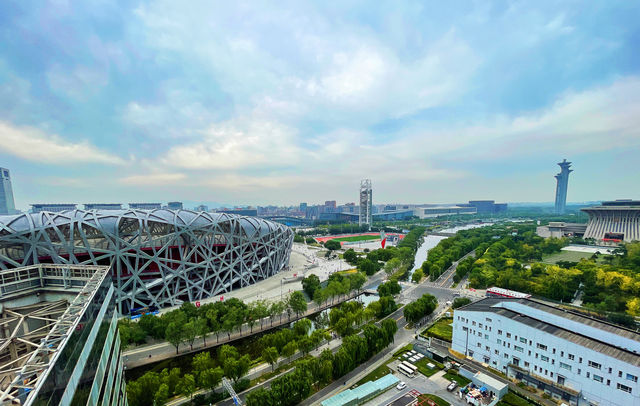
[{"x1": 0, "y1": 209, "x2": 293, "y2": 313}]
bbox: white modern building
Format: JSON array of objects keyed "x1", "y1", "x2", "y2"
[{"x1": 452, "y1": 298, "x2": 640, "y2": 406}]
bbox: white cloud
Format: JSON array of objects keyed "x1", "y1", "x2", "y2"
[
  {"x1": 160, "y1": 117, "x2": 304, "y2": 169},
  {"x1": 119, "y1": 172, "x2": 187, "y2": 186},
  {"x1": 46, "y1": 65, "x2": 109, "y2": 100},
  {"x1": 0, "y1": 121, "x2": 125, "y2": 165}
]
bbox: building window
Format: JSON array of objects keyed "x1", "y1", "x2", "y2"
[
  {"x1": 535, "y1": 353, "x2": 539, "y2": 359},
  {"x1": 579, "y1": 357, "x2": 582, "y2": 363},
  {"x1": 560, "y1": 351, "x2": 564, "y2": 357},
  {"x1": 479, "y1": 323, "x2": 483, "y2": 329},
  {"x1": 472, "y1": 321, "x2": 476, "y2": 326},
  {"x1": 507, "y1": 343, "x2": 510, "y2": 348},
  {"x1": 540, "y1": 355, "x2": 549, "y2": 362},
  {"x1": 536, "y1": 343, "x2": 547, "y2": 351},
  {"x1": 578, "y1": 368, "x2": 581, "y2": 375},
  {"x1": 506, "y1": 333, "x2": 511, "y2": 338},
  {"x1": 469, "y1": 350, "x2": 474, "y2": 357},
  {"x1": 627, "y1": 374, "x2": 638, "y2": 383},
  {"x1": 504, "y1": 353, "x2": 509, "y2": 359},
  {"x1": 528, "y1": 350, "x2": 531, "y2": 356},
  {"x1": 485, "y1": 334, "x2": 489, "y2": 339},
  {"x1": 486, "y1": 346, "x2": 491, "y2": 351},
  {"x1": 514, "y1": 345, "x2": 524, "y2": 353},
  {"x1": 594, "y1": 375, "x2": 603, "y2": 383},
  {"x1": 495, "y1": 350, "x2": 499, "y2": 355},
  {"x1": 462, "y1": 326, "x2": 468, "y2": 332},
  {"x1": 524, "y1": 361, "x2": 530, "y2": 367},
  {"x1": 619, "y1": 371, "x2": 623, "y2": 377},
  {"x1": 486, "y1": 317, "x2": 492, "y2": 322},
  {"x1": 588, "y1": 361, "x2": 601, "y2": 370},
  {"x1": 560, "y1": 362, "x2": 571, "y2": 371},
  {"x1": 587, "y1": 372, "x2": 590, "y2": 378},
  {"x1": 607, "y1": 379, "x2": 611, "y2": 386},
  {"x1": 498, "y1": 330, "x2": 502, "y2": 335},
  {"x1": 552, "y1": 348, "x2": 556, "y2": 354},
  {"x1": 478, "y1": 332, "x2": 482, "y2": 337},
  {"x1": 608, "y1": 367, "x2": 612, "y2": 374},
  {"x1": 497, "y1": 339, "x2": 502, "y2": 344},
  {"x1": 568, "y1": 354, "x2": 574, "y2": 360},
  {"x1": 477, "y1": 343, "x2": 481, "y2": 348},
  {"x1": 519, "y1": 337, "x2": 527, "y2": 343},
  {"x1": 617, "y1": 383, "x2": 632, "y2": 394}
]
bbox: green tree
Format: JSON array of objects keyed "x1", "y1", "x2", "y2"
[
  {"x1": 177, "y1": 374, "x2": 196, "y2": 400},
  {"x1": 288, "y1": 291, "x2": 308, "y2": 317},
  {"x1": 358, "y1": 258, "x2": 377, "y2": 276},
  {"x1": 154, "y1": 383, "x2": 169, "y2": 406},
  {"x1": 183, "y1": 320, "x2": 197, "y2": 351},
  {"x1": 452, "y1": 297, "x2": 472, "y2": 309},
  {"x1": 195, "y1": 317, "x2": 208, "y2": 346},
  {"x1": 324, "y1": 239, "x2": 341, "y2": 251},
  {"x1": 192, "y1": 352, "x2": 213, "y2": 379},
  {"x1": 411, "y1": 268, "x2": 424, "y2": 283},
  {"x1": 200, "y1": 367, "x2": 223, "y2": 391},
  {"x1": 302, "y1": 274, "x2": 321, "y2": 298},
  {"x1": 298, "y1": 337, "x2": 314, "y2": 355},
  {"x1": 165, "y1": 322, "x2": 183, "y2": 354},
  {"x1": 263, "y1": 346, "x2": 279, "y2": 371},
  {"x1": 293, "y1": 318, "x2": 312, "y2": 336},
  {"x1": 343, "y1": 249, "x2": 358, "y2": 264},
  {"x1": 282, "y1": 341, "x2": 297, "y2": 362}
]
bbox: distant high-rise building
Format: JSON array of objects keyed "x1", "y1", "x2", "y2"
[
  {"x1": 167, "y1": 201, "x2": 183, "y2": 210},
  {"x1": 554, "y1": 159, "x2": 572, "y2": 214},
  {"x1": 324, "y1": 200, "x2": 336, "y2": 209},
  {"x1": 84, "y1": 203, "x2": 123, "y2": 210},
  {"x1": 195, "y1": 204, "x2": 208, "y2": 212},
  {"x1": 129, "y1": 203, "x2": 162, "y2": 210},
  {"x1": 299, "y1": 202, "x2": 307, "y2": 212},
  {"x1": 31, "y1": 203, "x2": 77, "y2": 213},
  {"x1": 0, "y1": 168, "x2": 16, "y2": 215},
  {"x1": 359, "y1": 179, "x2": 372, "y2": 228}
]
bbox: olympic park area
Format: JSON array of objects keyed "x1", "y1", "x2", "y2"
[{"x1": 0, "y1": 209, "x2": 293, "y2": 314}]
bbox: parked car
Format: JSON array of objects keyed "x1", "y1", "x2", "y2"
[
  {"x1": 447, "y1": 381, "x2": 458, "y2": 391},
  {"x1": 396, "y1": 382, "x2": 407, "y2": 390}
]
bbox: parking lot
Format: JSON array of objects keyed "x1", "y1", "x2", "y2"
[{"x1": 360, "y1": 367, "x2": 464, "y2": 406}]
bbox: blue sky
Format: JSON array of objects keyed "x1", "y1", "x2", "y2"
[{"x1": 1, "y1": 1, "x2": 639, "y2": 210}]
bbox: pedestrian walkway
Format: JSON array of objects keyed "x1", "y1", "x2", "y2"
[{"x1": 124, "y1": 291, "x2": 361, "y2": 369}]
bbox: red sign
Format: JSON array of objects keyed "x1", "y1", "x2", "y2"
[
  {"x1": 195, "y1": 301, "x2": 201, "y2": 308},
  {"x1": 220, "y1": 296, "x2": 224, "y2": 301},
  {"x1": 293, "y1": 273, "x2": 297, "y2": 277}
]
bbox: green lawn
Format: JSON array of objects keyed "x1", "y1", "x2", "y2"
[
  {"x1": 496, "y1": 392, "x2": 538, "y2": 406},
  {"x1": 354, "y1": 362, "x2": 392, "y2": 386},
  {"x1": 417, "y1": 394, "x2": 451, "y2": 406},
  {"x1": 540, "y1": 250, "x2": 593, "y2": 264},
  {"x1": 443, "y1": 371, "x2": 471, "y2": 387},
  {"x1": 422, "y1": 317, "x2": 453, "y2": 341},
  {"x1": 331, "y1": 235, "x2": 380, "y2": 242},
  {"x1": 414, "y1": 357, "x2": 444, "y2": 377}
]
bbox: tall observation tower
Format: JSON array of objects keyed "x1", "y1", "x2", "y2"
[
  {"x1": 554, "y1": 159, "x2": 572, "y2": 214},
  {"x1": 359, "y1": 179, "x2": 372, "y2": 229}
]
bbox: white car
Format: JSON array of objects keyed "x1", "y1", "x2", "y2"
[
  {"x1": 447, "y1": 381, "x2": 458, "y2": 391},
  {"x1": 396, "y1": 382, "x2": 407, "y2": 390}
]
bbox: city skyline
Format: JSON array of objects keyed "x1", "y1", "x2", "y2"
[{"x1": 1, "y1": 2, "x2": 639, "y2": 208}]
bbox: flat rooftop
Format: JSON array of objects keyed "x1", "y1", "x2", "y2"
[{"x1": 458, "y1": 298, "x2": 640, "y2": 366}]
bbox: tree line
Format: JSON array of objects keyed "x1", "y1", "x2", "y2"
[{"x1": 119, "y1": 293, "x2": 309, "y2": 353}]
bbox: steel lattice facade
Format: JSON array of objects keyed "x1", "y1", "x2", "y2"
[{"x1": 0, "y1": 209, "x2": 293, "y2": 313}]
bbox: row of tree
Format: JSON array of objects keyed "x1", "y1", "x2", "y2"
[
  {"x1": 120, "y1": 292, "x2": 309, "y2": 352},
  {"x1": 403, "y1": 293, "x2": 438, "y2": 323},
  {"x1": 245, "y1": 319, "x2": 398, "y2": 406}
]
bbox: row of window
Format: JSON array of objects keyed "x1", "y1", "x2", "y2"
[{"x1": 460, "y1": 317, "x2": 639, "y2": 386}]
